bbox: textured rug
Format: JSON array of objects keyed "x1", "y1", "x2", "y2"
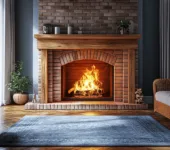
[{"x1": 0, "y1": 116, "x2": 170, "y2": 147}]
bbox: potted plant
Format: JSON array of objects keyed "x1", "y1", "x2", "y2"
[
  {"x1": 117, "y1": 20, "x2": 131, "y2": 35},
  {"x1": 7, "y1": 62, "x2": 32, "y2": 105}
]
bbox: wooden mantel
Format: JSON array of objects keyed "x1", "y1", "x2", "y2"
[
  {"x1": 34, "y1": 34, "x2": 140, "y2": 104},
  {"x1": 35, "y1": 34, "x2": 140, "y2": 50},
  {"x1": 34, "y1": 34, "x2": 140, "y2": 40}
]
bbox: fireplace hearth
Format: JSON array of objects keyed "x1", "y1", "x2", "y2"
[{"x1": 25, "y1": 34, "x2": 148, "y2": 110}]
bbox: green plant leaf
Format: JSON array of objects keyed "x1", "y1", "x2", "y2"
[{"x1": 7, "y1": 61, "x2": 32, "y2": 93}]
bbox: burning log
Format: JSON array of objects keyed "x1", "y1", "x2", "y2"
[
  {"x1": 68, "y1": 65, "x2": 104, "y2": 97},
  {"x1": 68, "y1": 88, "x2": 75, "y2": 94}
]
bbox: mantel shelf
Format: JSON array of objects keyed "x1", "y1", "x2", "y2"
[
  {"x1": 34, "y1": 34, "x2": 140, "y2": 40},
  {"x1": 34, "y1": 34, "x2": 140, "y2": 50}
]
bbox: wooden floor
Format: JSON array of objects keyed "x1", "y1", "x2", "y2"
[{"x1": 0, "y1": 105, "x2": 170, "y2": 150}]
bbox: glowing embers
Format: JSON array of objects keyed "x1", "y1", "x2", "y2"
[{"x1": 68, "y1": 65, "x2": 104, "y2": 98}]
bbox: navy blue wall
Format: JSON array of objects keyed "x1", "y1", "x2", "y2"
[
  {"x1": 15, "y1": 0, "x2": 160, "y2": 102},
  {"x1": 142, "y1": 0, "x2": 160, "y2": 96},
  {"x1": 15, "y1": 0, "x2": 33, "y2": 92}
]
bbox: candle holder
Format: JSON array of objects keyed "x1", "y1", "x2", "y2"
[{"x1": 78, "y1": 27, "x2": 83, "y2": 34}]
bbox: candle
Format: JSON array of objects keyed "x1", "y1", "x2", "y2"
[
  {"x1": 54, "y1": 26, "x2": 60, "y2": 34},
  {"x1": 67, "y1": 24, "x2": 72, "y2": 34}
]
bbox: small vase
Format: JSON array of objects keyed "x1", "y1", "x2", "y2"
[
  {"x1": 120, "y1": 28, "x2": 124, "y2": 35},
  {"x1": 67, "y1": 24, "x2": 72, "y2": 35},
  {"x1": 54, "y1": 26, "x2": 60, "y2": 34}
]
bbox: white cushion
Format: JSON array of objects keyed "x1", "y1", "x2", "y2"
[{"x1": 155, "y1": 91, "x2": 170, "y2": 106}]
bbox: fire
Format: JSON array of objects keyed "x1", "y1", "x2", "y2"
[{"x1": 68, "y1": 65, "x2": 103, "y2": 97}]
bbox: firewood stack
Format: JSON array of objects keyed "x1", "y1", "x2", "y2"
[{"x1": 135, "y1": 88, "x2": 144, "y2": 104}]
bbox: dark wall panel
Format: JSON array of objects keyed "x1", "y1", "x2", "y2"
[
  {"x1": 143, "y1": 0, "x2": 160, "y2": 96},
  {"x1": 15, "y1": 0, "x2": 33, "y2": 92}
]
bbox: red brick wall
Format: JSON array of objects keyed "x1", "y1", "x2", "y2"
[{"x1": 39, "y1": 0, "x2": 138, "y2": 34}]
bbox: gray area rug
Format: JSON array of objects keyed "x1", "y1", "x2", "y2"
[{"x1": 0, "y1": 116, "x2": 170, "y2": 147}]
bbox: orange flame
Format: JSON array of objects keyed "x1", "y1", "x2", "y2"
[{"x1": 68, "y1": 65, "x2": 103, "y2": 97}]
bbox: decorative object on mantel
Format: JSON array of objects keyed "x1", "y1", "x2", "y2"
[
  {"x1": 43, "y1": 24, "x2": 53, "y2": 34},
  {"x1": 54, "y1": 26, "x2": 60, "y2": 34},
  {"x1": 129, "y1": 20, "x2": 135, "y2": 34},
  {"x1": 78, "y1": 27, "x2": 83, "y2": 34},
  {"x1": 7, "y1": 62, "x2": 32, "y2": 105},
  {"x1": 117, "y1": 20, "x2": 131, "y2": 35},
  {"x1": 135, "y1": 88, "x2": 144, "y2": 104},
  {"x1": 67, "y1": 24, "x2": 72, "y2": 34}
]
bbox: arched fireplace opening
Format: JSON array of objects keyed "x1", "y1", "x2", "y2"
[{"x1": 62, "y1": 60, "x2": 113, "y2": 101}]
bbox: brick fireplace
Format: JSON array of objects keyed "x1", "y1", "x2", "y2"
[
  {"x1": 25, "y1": 34, "x2": 148, "y2": 110},
  {"x1": 38, "y1": 34, "x2": 138, "y2": 103},
  {"x1": 24, "y1": 0, "x2": 148, "y2": 110},
  {"x1": 49, "y1": 49, "x2": 126, "y2": 102}
]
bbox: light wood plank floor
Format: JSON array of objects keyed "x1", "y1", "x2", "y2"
[{"x1": 0, "y1": 105, "x2": 170, "y2": 150}]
